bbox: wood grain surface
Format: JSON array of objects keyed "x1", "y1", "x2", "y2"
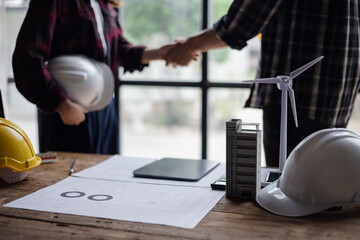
[{"x1": 0, "y1": 152, "x2": 359, "y2": 240}]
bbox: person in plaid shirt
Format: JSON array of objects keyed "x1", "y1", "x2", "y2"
[
  {"x1": 166, "y1": 0, "x2": 360, "y2": 167},
  {"x1": 13, "y1": 0, "x2": 175, "y2": 154}
]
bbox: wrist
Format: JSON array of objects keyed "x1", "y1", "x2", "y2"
[
  {"x1": 141, "y1": 48, "x2": 157, "y2": 64},
  {"x1": 184, "y1": 36, "x2": 200, "y2": 54},
  {"x1": 56, "y1": 98, "x2": 70, "y2": 113}
]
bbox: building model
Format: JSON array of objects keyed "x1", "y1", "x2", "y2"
[{"x1": 226, "y1": 119, "x2": 261, "y2": 200}]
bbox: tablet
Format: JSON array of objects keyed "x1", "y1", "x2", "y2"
[{"x1": 133, "y1": 157, "x2": 220, "y2": 182}]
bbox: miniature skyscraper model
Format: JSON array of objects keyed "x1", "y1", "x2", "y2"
[
  {"x1": 226, "y1": 119, "x2": 261, "y2": 200},
  {"x1": 243, "y1": 56, "x2": 324, "y2": 173}
]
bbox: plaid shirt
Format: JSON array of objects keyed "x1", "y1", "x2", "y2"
[
  {"x1": 13, "y1": 0, "x2": 146, "y2": 112},
  {"x1": 214, "y1": 0, "x2": 360, "y2": 126}
]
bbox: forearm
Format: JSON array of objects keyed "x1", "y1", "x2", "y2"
[
  {"x1": 141, "y1": 48, "x2": 162, "y2": 64},
  {"x1": 141, "y1": 43, "x2": 177, "y2": 64},
  {"x1": 183, "y1": 28, "x2": 228, "y2": 53}
]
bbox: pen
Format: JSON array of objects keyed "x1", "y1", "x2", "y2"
[{"x1": 69, "y1": 159, "x2": 77, "y2": 175}]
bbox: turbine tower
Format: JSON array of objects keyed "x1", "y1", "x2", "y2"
[{"x1": 243, "y1": 56, "x2": 324, "y2": 171}]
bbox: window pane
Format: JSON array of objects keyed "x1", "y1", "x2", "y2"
[
  {"x1": 6, "y1": 2, "x2": 28, "y2": 77},
  {"x1": 209, "y1": 0, "x2": 261, "y2": 82},
  {"x1": 120, "y1": 86, "x2": 201, "y2": 159},
  {"x1": 208, "y1": 88, "x2": 265, "y2": 165},
  {"x1": 5, "y1": 3, "x2": 38, "y2": 152},
  {"x1": 7, "y1": 83, "x2": 39, "y2": 152},
  {"x1": 119, "y1": 0, "x2": 202, "y2": 81}
]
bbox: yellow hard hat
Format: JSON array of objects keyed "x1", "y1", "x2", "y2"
[{"x1": 0, "y1": 118, "x2": 41, "y2": 183}]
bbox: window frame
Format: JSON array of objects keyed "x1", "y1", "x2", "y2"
[{"x1": 116, "y1": 0, "x2": 251, "y2": 159}]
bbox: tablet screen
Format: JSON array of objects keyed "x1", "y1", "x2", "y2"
[{"x1": 133, "y1": 157, "x2": 220, "y2": 182}]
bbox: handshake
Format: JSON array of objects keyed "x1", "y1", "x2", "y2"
[
  {"x1": 148, "y1": 39, "x2": 200, "y2": 67},
  {"x1": 144, "y1": 29, "x2": 225, "y2": 67}
]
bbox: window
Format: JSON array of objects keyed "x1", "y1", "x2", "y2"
[
  {"x1": 4, "y1": 1, "x2": 39, "y2": 151},
  {"x1": 119, "y1": 0, "x2": 261, "y2": 162}
]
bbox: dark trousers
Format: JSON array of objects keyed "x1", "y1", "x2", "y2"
[
  {"x1": 38, "y1": 100, "x2": 119, "y2": 154},
  {"x1": 263, "y1": 105, "x2": 346, "y2": 167}
]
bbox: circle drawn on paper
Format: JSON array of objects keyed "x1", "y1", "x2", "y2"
[
  {"x1": 87, "y1": 194, "x2": 113, "y2": 201},
  {"x1": 60, "y1": 191, "x2": 86, "y2": 198}
]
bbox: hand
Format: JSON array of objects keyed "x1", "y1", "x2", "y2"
[
  {"x1": 165, "y1": 41, "x2": 200, "y2": 67},
  {"x1": 56, "y1": 99, "x2": 88, "y2": 126},
  {"x1": 165, "y1": 29, "x2": 227, "y2": 67},
  {"x1": 157, "y1": 43, "x2": 178, "y2": 59},
  {"x1": 141, "y1": 43, "x2": 177, "y2": 64}
]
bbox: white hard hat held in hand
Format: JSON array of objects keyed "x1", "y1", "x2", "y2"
[
  {"x1": 48, "y1": 55, "x2": 114, "y2": 112},
  {"x1": 256, "y1": 128, "x2": 360, "y2": 217}
]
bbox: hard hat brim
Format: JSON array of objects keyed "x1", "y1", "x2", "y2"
[
  {"x1": 256, "y1": 180, "x2": 334, "y2": 217},
  {"x1": 1, "y1": 156, "x2": 42, "y2": 173}
]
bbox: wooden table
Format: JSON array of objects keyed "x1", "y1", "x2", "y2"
[{"x1": 0, "y1": 152, "x2": 359, "y2": 240}]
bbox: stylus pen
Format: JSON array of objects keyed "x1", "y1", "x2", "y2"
[{"x1": 69, "y1": 159, "x2": 77, "y2": 175}]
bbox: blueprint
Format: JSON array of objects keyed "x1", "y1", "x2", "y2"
[{"x1": 4, "y1": 155, "x2": 225, "y2": 229}]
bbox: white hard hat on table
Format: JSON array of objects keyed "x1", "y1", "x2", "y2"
[{"x1": 257, "y1": 128, "x2": 360, "y2": 217}]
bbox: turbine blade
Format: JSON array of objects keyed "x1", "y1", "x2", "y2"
[
  {"x1": 242, "y1": 77, "x2": 281, "y2": 84},
  {"x1": 288, "y1": 88, "x2": 298, "y2": 127},
  {"x1": 290, "y1": 56, "x2": 324, "y2": 79}
]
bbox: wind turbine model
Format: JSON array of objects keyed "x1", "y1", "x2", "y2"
[{"x1": 243, "y1": 56, "x2": 324, "y2": 172}]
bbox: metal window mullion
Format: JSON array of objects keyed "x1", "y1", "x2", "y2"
[{"x1": 201, "y1": 0, "x2": 209, "y2": 159}]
